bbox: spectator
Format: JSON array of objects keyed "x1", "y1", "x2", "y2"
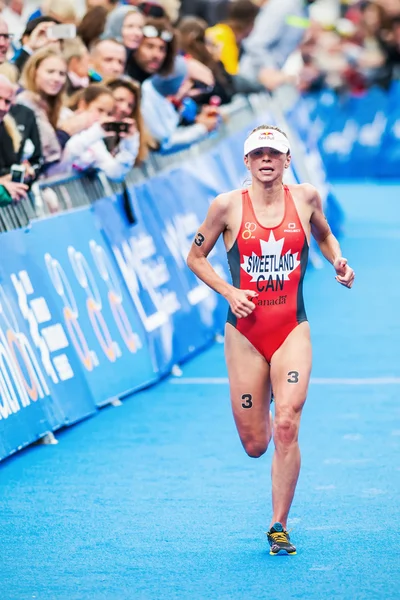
[
  {"x1": 0, "y1": 17, "x2": 13, "y2": 64},
  {"x1": 12, "y1": 17, "x2": 61, "y2": 74},
  {"x1": 89, "y1": 39, "x2": 127, "y2": 80},
  {"x1": 125, "y1": 17, "x2": 177, "y2": 82},
  {"x1": 77, "y1": 6, "x2": 108, "y2": 49},
  {"x1": 0, "y1": 65, "x2": 43, "y2": 180},
  {"x1": 102, "y1": 6, "x2": 145, "y2": 50},
  {"x1": 63, "y1": 38, "x2": 90, "y2": 96},
  {"x1": 0, "y1": 75, "x2": 28, "y2": 202},
  {"x1": 85, "y1": 0, "x2": 119, "y2": 11},
  {"x1": 64, "y1": 84, "x2": 141, "y2": 180},
  {"x1": 206, "y1": 0, "x2": 260, "y2": 75},
  {"x1": 27, "y1": 0, "x2": 78, "y2": 26},
  {"x1": 178, "y1": 16, "x2": 236, "y2": 105},
  {"x1": 179, "y1": 0, "x2": 230, "y2": 26},
  {"x1": 158, "y1": 0, "x2": 180, "y2": 23},
  {"x1": 240, "y1": 0, "x2": 313, "y2": 90},
  {"x1": 1, "y1": 1, "x2": 25, "y2": 44},
  {"x1": 141, "y1": 55, "x2": 220, "y2": 151},
  {"x1": 17, "y1": 47, "x2": 96, "y2": 176},
  {"x1": 0, "y1": 61, "x2": 19, "y2": 83},
  {"x1": 106, "y1": 76, "x2": 150, "y2": 163}
]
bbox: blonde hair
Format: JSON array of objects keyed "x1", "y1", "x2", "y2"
[
  {"x1": 0, "y1": 74, "x2": 21, "y2": 152},
  {"x1": 43, "y1": 0, "x2": 78, "y2": 23},
  {"x1": 0, "y1": 62, "x2": 19, "y2": 84},
  {"x1": 3, "y1": 115, "x2": 21, "y2": 153},
  {"x1": 20, "y1": 47, "x2": 67, "y2": 129},
  {"x1": 160, "y1": 0, "x2": 180, "y2": 23},
  {"x1": 63, "y1": 37, "x2": 88, "y2": 65}
]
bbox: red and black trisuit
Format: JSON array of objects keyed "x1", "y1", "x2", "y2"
[{"x1": 227, "y1": 186, "x2": 309, "y2": 363}]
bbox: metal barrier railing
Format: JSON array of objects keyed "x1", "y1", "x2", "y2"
[{"x1": 0, "y1": 93, "x2": 271, "y2": 231}]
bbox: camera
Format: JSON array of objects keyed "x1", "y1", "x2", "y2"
[
  {"x1": 10, "y1": 164, "x2": 25, "y2": 183},
  {"x1": 102, "y1": 121, "x2": 130, "y2": 134}
]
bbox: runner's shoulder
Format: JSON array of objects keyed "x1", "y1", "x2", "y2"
[
  {"x1": 212, "y1": 188, "x2": 242, "y2": 212},
  {"x1": 287, "y1": 183, "x2": 321, "y2": 206}
]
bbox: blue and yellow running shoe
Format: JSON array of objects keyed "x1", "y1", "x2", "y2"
[{"x1": 267, "y1": 522, "x2": 297, "y2": 555}]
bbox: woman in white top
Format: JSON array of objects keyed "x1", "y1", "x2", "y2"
[{"x1": 64, "y1": 83, "x2": 141, "y2": 181}]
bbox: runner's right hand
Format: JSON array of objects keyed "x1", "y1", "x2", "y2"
[{"x1": 226, "y1": 288, "x2": 258, "y2": 319}]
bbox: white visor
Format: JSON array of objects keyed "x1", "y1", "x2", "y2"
[{"x1": 244, "y1": 128, "x2": 290, "y2": 156}]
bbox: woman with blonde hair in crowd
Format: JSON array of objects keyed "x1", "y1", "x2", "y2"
[
  {"x1": 64, "y1": 83, "x2": 142, "y2": 180},
  {"x1": 17, "y1": 47, "x2": 98, "y2": 175}
]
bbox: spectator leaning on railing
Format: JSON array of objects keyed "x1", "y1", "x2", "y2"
[
  {"x1": 17, "y1": 47, "x2": 97, "y2": 176},
  {"x1": 141, "y1": 54, "x2": 220, "y2": 152},
  {"x1": 0, "y1": 66, "x2": 42, "y2": 183},
  {"x1": 63, "y1": 84, "x2": 142, "y2": 181},
  {"x1": 0, "y1": 75, "x2": 28, "y2": 204},
  {"x1": 106, "y1": 76, "x2": 150, "y2": 164}
]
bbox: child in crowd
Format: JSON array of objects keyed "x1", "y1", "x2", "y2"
[{"x1": 64, "y1": 84, "x2": 141, "y2": 180}]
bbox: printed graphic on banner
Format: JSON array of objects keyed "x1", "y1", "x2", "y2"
[
  {"x1": 93, "y1": 194, "x2": 176, "y2": 374},
  {"x1": 27, "y1": 209, "x2": 156, "y2": 405},
  {"x1": 147, "y1": 171, "x2": 229, "y2": 333},
  {"x1": 0, "y1": 228, "x2": 95, "y2": 424},
  {"x1": 128, "y1": 182, "x2": 213, "y2": 364}
]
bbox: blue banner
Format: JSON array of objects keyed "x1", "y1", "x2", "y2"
[
  {"x1": 0, "y1": 111, "x2": 346, "y2": 461},
  {"x1": 26, "y1": 209, "x2": 157, "y2": 406}
]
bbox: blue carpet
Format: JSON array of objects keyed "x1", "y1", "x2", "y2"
[{"x1": 1, "y1": 183, "x2": 400, "y2": 600}]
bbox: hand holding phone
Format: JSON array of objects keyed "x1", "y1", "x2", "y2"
[
  {"x1": 46, "y1": 24, "x2": 77, "y2": 40},
  {"x1": 10, "y1": 164, "x2": 26, "y2": 183}
]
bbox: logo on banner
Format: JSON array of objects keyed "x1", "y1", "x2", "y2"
[{"x1": 240, "y1": 231, "x2": 300, "y2": 292}]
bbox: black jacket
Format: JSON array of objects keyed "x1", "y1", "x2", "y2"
[{"x1": 0, "y1": 104, "x2": 43, "y2": 178}]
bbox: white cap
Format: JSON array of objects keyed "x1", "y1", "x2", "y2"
[{"x1": 244, "y1": 128, "x2": 290, "y2": 156}]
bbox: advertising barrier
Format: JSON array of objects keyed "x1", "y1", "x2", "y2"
[
  {"x1": 0, "y1": 98, "x2": 344, "y2": 462},
  {"x1": 287, "y1": 82, "x2": 400, "y2": 180}
]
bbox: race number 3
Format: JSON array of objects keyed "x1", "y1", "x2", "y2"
[
  {"x1": 287, "y1": 371, "x2": 299, "y2": 383},
  {"x1": 241, "y1": 394, "x2": 253, "y2": 409},
  {"x1": 194, "y1": 232, "x2": 205, "y2": 247}
]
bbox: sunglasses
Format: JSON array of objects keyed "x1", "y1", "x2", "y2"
[{"x1": 142, "y1": 25, "x2": 173, "y2": 43}]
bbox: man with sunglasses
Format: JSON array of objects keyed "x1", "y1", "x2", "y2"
[{"x1": 125, "y1": 18, "x2": 176, "y2": 83}]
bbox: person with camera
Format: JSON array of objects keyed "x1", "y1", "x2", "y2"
[
  {"x1": 64, "y1": 84, "x2": 141, "y2": 181},
  {"x1": 0, "y1": 74, "x2": 28, "y2": 203}
]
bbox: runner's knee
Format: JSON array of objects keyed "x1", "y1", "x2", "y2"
[
  {"x1": 273, "y1": 415, "x2": 298, "y2": 448},
  {"x1": 243, "y1": 438, "x2": 269, "y2": 458}
]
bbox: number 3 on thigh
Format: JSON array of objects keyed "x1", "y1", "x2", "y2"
[
  {"x1": 241, "y1": 394, "x2": 253, "y2": 409},
  {"x1": 287, "y1": 371, "x2": 299, "y2": 383}
]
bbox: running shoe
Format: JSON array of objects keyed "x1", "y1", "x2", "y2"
[{"x1": 267, "y1": 522, "x2": 297, "y2": 555}]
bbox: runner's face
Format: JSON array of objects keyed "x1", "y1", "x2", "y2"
[{"x1": 245, "y1": 147, "x2": 290, "y2": 183}]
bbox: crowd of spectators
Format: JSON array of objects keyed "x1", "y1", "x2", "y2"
[{"x1": 0, "y1": 0, "x2": 398, "y2": 207}]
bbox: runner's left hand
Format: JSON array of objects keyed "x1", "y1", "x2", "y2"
[{"x1": 334, "y1": 257, "x2": 355, "y2": 289}]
